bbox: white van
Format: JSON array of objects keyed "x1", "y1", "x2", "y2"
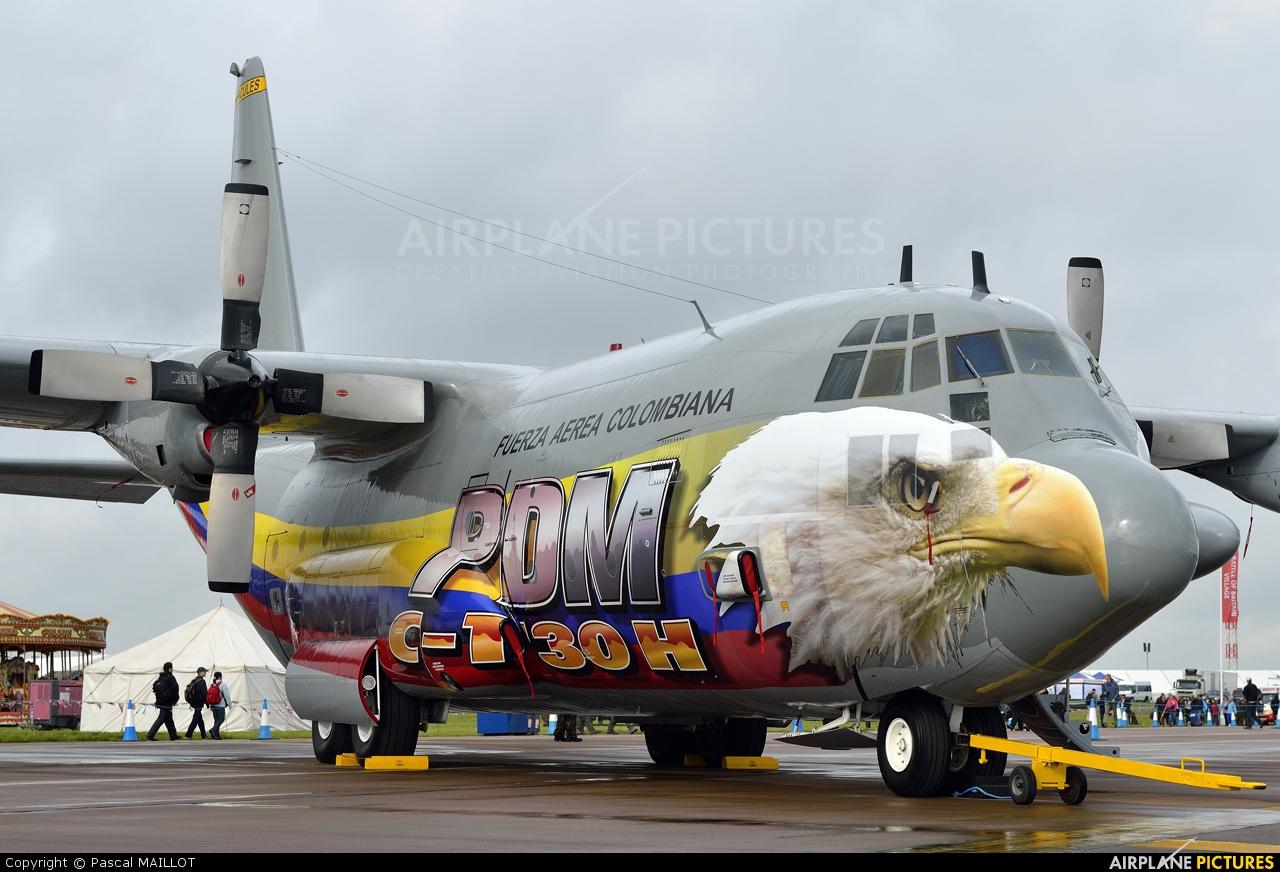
[{"x1": 1120, "y1": 682, "x2": 1153, "y2": 702}]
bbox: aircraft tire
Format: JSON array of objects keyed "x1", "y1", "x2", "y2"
[
  {"x1": 723, "y1": 717, "x2": 768, "y2": 758},
  {"x1": 311, "y1": 721, "x2": 353, "y2": 764},
  {"x1": 876, "y1": 692, "x2": 950, "y2": 797},
  {"x1": 350, "y1": 681, "x2": 421, "y2": 759},
  {"x1": 939, "y1": 705, "x2": 1008, "y2": 793},
  {"x1": 643, "y1": 725, "x2": 690, "y2": 766}
]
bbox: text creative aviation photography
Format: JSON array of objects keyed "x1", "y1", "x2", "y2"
[{"x1": 5, "y1": 4, "x2": 1280, "y2": 858}]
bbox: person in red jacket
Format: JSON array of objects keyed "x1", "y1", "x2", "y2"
[{"x1": 207, "y1": 672, "x2": 233, "y2": 740}]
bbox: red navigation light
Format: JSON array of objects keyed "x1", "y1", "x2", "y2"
[
  {"x1": 609, "y1": 343, "x2": 623, "y2": 352},
  {"x1": 200, "y1": 426, "x2": 214, "y2": 458}
]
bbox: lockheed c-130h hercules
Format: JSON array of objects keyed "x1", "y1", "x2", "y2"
[{"x1": 1, "y1": 58, "x2": 1273, "y2": 798}]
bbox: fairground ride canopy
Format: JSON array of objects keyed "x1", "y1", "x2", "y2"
[{"x1": 0, "y1": 599, "x2": 107, "y2": 653}]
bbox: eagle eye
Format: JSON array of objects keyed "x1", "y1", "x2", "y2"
[{"x1": 898, "y1": 463, "x2": 941, "y2": 513}]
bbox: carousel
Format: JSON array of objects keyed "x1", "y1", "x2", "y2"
[{"x1": 0, "y1": 599, "x2": 108, "y2": 727}]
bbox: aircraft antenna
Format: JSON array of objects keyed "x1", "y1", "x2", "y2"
[
  {"x1": 690, "y1": 300, "x2": 720, "y2": 338},
  {"x1": 899, "y1": 245, "x2": 913, "y2": 283},
  {"x1": 971, "y1": 251, "x2": 989, "y2": 293}
]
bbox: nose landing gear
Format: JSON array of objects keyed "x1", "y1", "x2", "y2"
[{"x1": 875, "y1": 692, "x2": 1009, "y2": 797}]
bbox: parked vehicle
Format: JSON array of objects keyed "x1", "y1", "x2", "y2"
[{"x1": 1120, "y1": 682, "x2": 1153, "y2": 703}]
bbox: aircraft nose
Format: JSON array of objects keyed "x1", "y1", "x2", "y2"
[{"x1": 1026, "y1": 442, "x2": 1201, "y2": 607}]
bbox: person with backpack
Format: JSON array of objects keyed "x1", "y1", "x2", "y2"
[
  {"x1": 184, "y1": 667, "x2": 208, "y2": 739},
  {"x1": 207, "y1": 671, "x2": 232, "y2": 740},
  {"x1": 146, "y1": 661, "x2": 180, "y2": 741}
]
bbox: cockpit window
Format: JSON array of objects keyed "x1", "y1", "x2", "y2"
[
  {"x1": 815, "y1": 351, "x2": 867, "y2": 402},
  {"x1": 911, "y1": 340, "x2": 940, "y2": 391},
  {"x1": 859, "y1": 349, "x2": 905, "y2": 397},
  {"x1": 840, "y1": 319, "x2": 878, "y2": 347},
  {"x1": 913, "y1": 313, "x2": 935, "y2": 338},
  {"x1": 1063, "y1": 336, "x2": 1116, "y2": 396},
  {"x1": 945, "y1": 331, "x2": 1012, "y2": 382},
  {"x1": 876, "y1": 315, "x2": 909, "y2": 343},
  {"x1": 1006, "y1": 329, "x2": 1078, "y2": 376}
]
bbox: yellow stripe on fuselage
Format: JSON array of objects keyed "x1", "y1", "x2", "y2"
[{"x1": 208, "y1": 421, "x2": 763, "y2": 591}]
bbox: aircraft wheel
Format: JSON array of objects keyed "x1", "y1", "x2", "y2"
[
  {"x1": 350, "y1": 681, "x2": 421, "y2": 758},
  {"x1": 723, "y1": 717, "x2": 767, "y2": 758},
  {"x1": 1009, "y1": 765, "x2": 1038, "y2": 805},
  {"x1": 941, "y1": 705, "x2": 1009, "y2": 793},
  {"x1": 876, "y1": 692, "x2": 950, "y2": 797},
  {"x1": 1058, "y1": 766, "x2": 1088, "y2": 805},
  {"x1": 311, "y1": 721, "x2": 352, "y2": 764},
  {"x1": 643, "y1": 725, "x2": 690, "y2": 766}
]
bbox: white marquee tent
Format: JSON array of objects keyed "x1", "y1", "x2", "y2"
[{"x1": 81, "y1": 604, "x2": 307, "y2": 734}]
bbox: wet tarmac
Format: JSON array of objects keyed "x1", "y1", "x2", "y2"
[{"x1": 2, "y1": 727, "x2": 1280, "y2": 852}]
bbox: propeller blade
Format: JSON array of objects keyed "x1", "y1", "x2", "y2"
[
  {"x1": 206, "y1": 422, "x2": 258, "y2": 593},
  {"x1": 151, "y1": 360, "x2": 205, "y2": 404},
  {"x1": 271, "y1": 368, "x2": 324, "y2": 415},
  {"x1": 29, "y1": 351, "x2": 203, "y2": 405},
  {"x1": 1066, "y1": 256, "x2": 1104, "y2": 360},
  {"x1": 220, "y1": 182, "x2": 270, "y2": 352},
  {"x1": 272, "y1": 370, "x2": 430, "y2": 423}
]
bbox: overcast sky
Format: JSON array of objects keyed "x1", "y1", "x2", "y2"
[{"x1": 2, "y1": 3, "x2": 1278, "y2": 672}]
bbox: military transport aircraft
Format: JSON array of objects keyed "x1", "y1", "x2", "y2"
[{"x1": 0, "y1": 58, "x2": 1273, "y2": 797}]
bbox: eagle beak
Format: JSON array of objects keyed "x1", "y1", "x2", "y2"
[{"x1": 912, "y1": 459, "x2": 1109, "y2": 600}]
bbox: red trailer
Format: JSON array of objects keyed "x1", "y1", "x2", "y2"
[{"x1": 28, "y1": 679, "x2": 82, "y2": 729}]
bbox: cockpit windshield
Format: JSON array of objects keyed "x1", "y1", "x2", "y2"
[
  {"x1": 945, "y1": 331, "x2": 1012, "y2": 382},
  {"x1": 1006, "y1": 329, "x2": 1077, "y2": 376}
]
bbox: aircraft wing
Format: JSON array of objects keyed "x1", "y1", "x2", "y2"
[
  {"x1": 1131, "y1": 405, "x2": 1280, "y2": 510},
  {"x1": 0, "y1": 458, "x2": 161, "y2": 504},
  {"x1": 0, "y1": 335, "x2": 535, "y2": 437}
]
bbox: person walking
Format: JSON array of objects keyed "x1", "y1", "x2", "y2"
[
  {"x1": 1224, "y1": 695, "x2": 1237, "y2": 727},
  {"x1": 184, "y1": 667, "x2": 208, "y2": 739},
  {"x1": 207, "y1": 671, "x2": 231, "y2": 740},
  {"x1": 1243, "y1": 679, "x2": 1263, "y2": 729},
  {"x1": 146, "y1": 661, "x2": 180, "y2": 741}
]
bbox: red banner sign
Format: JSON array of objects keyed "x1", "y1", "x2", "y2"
[{"x1": 1222, "y1": 551, "x2": 1240, "y2": 624}]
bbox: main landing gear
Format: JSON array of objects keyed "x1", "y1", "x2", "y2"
[
  {"x1": 310, "y1": 677, "x2": 421, "y2": 764},
  {"x1": 876, "y1": 691, "x2": 1007, "y2": 797},
  {"x1": 642, "y1": 717, "x2": 768, "y2": 767}
]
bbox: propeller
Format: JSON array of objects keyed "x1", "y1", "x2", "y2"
[
  {"x1": 27, "y1": 183, "x2": 430, "y2": 594},
  {"x1": 1066, "y1": 256, "x2": 1104, "y2": 359}
]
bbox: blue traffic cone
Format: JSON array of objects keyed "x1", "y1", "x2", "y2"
[
  {"x1": 546, "y1": 713, "x2": 558, "y2": 736},
  {"x1": 1117, "y1": 705, "x2": 1128, "y2": 728},
  {"x1": 1207, "y1": 709, "x2": 1214, "y2": 728},
  {"x1": 121, "y1": 698, "x2": 138, "y2": 742},
  {"x1": 1178, "y1": 706, "x2": 1185, "y2": 727},
  {"x1": 1151, "y1": 708, "x2": 1160, "y2": 727},
  {"x1": 256, "y1": 698, "x2": 273, "y2": 740},
  {"x1": 1088, "y1": 699, "x2": 1100, "y2": 740}
]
